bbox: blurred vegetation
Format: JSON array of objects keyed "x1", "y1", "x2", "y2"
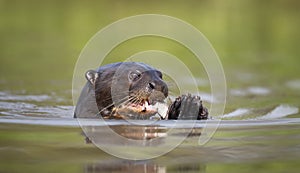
[{"x1": 0, "y1": 0, "x2": 299, "y2": 91}]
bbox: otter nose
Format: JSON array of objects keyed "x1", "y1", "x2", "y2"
[{"x1": 161, "y1": 84, "x2": 168, "y2": 97}]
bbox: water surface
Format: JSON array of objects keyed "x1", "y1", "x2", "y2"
[{"x1": 0, "y1": 89, "x2": 299, "y2": 173}]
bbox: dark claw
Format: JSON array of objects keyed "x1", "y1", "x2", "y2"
[
  {"x1": 167, "y1": 94, "x2": 209, "y2": 120},
  {"x1": 167, "y1": 96, "x2": 182, "y2": 120}
]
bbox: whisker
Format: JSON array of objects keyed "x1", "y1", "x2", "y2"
[{"x1": 97, "y1": 96, "x2": 130, "y2": 114}]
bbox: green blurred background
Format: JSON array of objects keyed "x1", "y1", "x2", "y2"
[{"x1": 1, "y1": 0, "x2": 299, "y2": 93}]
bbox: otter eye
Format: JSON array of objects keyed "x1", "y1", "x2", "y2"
[{"x1": 128, "y1": 70, "x2": 142, "y2": 81}]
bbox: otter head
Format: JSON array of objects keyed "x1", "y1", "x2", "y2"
[
  {"x1": 114, "y1": 62, "x2": 168, "y2": 119},
  {"x1": 127, "y1": 68, "x2": 168, "y2": 105},
  {"x1": 85, "y1": 62, "x2": 168, "y2": 119}
]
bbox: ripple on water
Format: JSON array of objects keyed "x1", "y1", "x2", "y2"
[
  {"x1": 230, "y1": 86, "x2": 271, "y2": 96},
  {"x1": 0, "y1": 101, "x2": 36, "y2": 110},
  {"x1": 0, "y1": 91, "x2": 51, "y2": 102},
  {"x1": 0, "y1": 101, "x2": 74, "y2": 118},
  {"x1": 221, "y1": 104, "x2": 299, "y2": 120},
  {"x1": 222, "y1": 108, "x2": 251, "y2": 118},
  {"x1": 0, "y1": 91, "x2": 73, "y2": 118},
  {"x1": 260, "y1": 104, "x2": 299, "y2": 119},
  {"x1": 0, "y1": 89, "x2": 298, "y2": 126},
  {"x1": 286, "y1": 79, "x2": 300, "y2": 90}
]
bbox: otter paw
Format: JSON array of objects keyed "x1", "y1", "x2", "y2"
[{"x1": 167, "y1": 94, "x2": 208, "y2": 120}]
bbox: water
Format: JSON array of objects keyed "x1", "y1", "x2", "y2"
[
  {"x1": 1, "y1": 0, "x2": 300, "y2": 172},
  {"x1": 0, "y1": 88, "x2": 299, "y2": 172}
]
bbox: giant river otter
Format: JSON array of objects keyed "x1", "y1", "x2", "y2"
[{"x1": 74, "y1": 62, "x2": 208, "y2": 120}]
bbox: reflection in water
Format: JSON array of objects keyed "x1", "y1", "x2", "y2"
[
  {"x1": 1, "y1": 120, "x2": 300, "y2": 173},
  {"x1": 81, "y1": 125, "x2": 206, "y2": 172},
  {"x1": 110, "y1": 125, "x2": 168, "y2": 140},
  {"x1": 85, "y1": 161, "x2": 166, "y2": 173},
  {"x1": 84, "y1": 125, "x2": 168, "y2": 146},
  {"x1": 81, "y1": 124, "x2": 204, "y2": 160},
  {"x1": 84, "y1": 125, "x2": 164, "y2": 145},
  {"x1": 84, "y1": 160, "x2": 206, "y2": 173},
  {"x1": 83, "y1": 125, "x2": 202, "y2": 146}
]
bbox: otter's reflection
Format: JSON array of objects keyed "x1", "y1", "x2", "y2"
[
  {"x1": 110, "y1": 125, "x2": 167, "y2": 140},
  {"x1": 84, "y1": 160, "x2": 206, "y2": 173},
  {"x1": 83, "y1": 125, "x2": 202, "y2": 146},
  {"x1": 84, "y1": 125, "x2": 168, "y2": 146},
  {"x1": 85, "y1": 161, "x2": 165, "y2": 173},
  {"x1": 83, "y1": 124, "x2": 203, "y2": 161}
]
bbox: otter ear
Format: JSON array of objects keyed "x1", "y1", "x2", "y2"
[{"x1": 85, "y1": 70, "x2": 98, "y2": 86}]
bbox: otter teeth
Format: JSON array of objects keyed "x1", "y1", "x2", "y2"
[
  {"x1": 141, "y1": 101, "x2": 152, "y2": 111},
  {"x1": 142, "y1": 101, "x2": 149, "y2": 111}
]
